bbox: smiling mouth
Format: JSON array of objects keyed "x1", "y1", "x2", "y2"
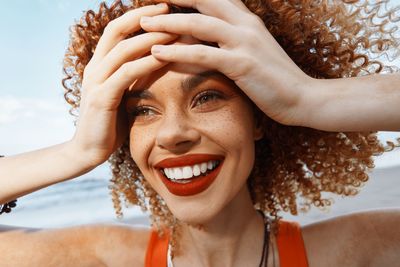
[
  {"x1": 161, "y1": 160, "x2": 221, "y2": 183},
  {"x1": 155, "y1": 154, "x2": 224, "y2": 196}
]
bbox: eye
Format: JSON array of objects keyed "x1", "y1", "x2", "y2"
[
  {"x1": 192, "y1": 90, "x2": 224, "y2": 108},
  {"x1": 130, "y1": 106, "x2": 157, "y2": 118}
]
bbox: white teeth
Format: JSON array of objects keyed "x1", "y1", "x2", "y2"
[
  {"x1": 174, "y1": 168, "x2": 183, "y2": 179},
  {"x1": 193, "y1": 164, "x2": 201, "y2": 176},
  {"x1": 200, "y1": 162, "x2": 207, "y2": 173},
  {"x1": 164, "y1": 168, "x2": 170, "y2": 178},
  {"x1": 163, "y1": 160, "x2": 220, "y2": 181},
  {"x1": 169, "y1": 169, "x2": 175, "y2": 179},
  {"x1": 207, "y1": 161, "x2": 213, "y2": 170},
  {"x1": 182, "y1": 166, "x2": 192, "y2": 179}
]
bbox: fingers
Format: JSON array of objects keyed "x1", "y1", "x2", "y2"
[
  {"x1": 150, "y1": 44, "x2": 241, "y2": 77},
  {"x1": 152, "y1": 0, "x2": 246, "y2": 25},
  {"x1": 226, "y1": 0, "x2": 255, "y2": 14},
  {"x1": 101, "y1": 55, "x2": 167, "y2": 104},
  {"x1": 90, "y1": 3, "x2": 169, "y2": 65},
  {"x1": 94, "y1": 32, "x2": 178, "y2": 83},
  {"x1": 140, "y1": 13, "x2": 236, "y2": 46}
]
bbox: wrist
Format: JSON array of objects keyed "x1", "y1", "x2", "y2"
[
  {"x1": 298, "y1": 77, "x2": 350, "y2": 131},
  {"x1": 0, "y1": 155, "x2": 18, "y2": 213},
  {"x1": 287, "y1": 74, "x2": 322, "y2": 128},
  {"x1": 63, "y1": 139, "x2": 104, "y2": 173}
]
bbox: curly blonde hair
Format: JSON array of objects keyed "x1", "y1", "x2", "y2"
[{"x1": 62, "y1": 0, "x2": 400, "y2": 255}]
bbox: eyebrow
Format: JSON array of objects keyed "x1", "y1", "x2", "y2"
[{"x1": 126, "y1": 70, "x2": 224, "y2": 99}]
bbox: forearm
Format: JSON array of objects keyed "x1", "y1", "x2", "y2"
[
  {"x1": 0, "y1": 141, "x2": 97, "y2": 203},
  {"x1": 304, "y1": 73, "x2": 400, "y2": 132}
]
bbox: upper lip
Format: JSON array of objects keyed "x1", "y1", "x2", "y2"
[{"x1": 154, "y1": 154, "x2": 225, "y2": 169}]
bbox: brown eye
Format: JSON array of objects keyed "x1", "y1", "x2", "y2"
[
  {"x1": 131, "y1": 106, "x2": 156, "y2": 117},
  {"x1": 193, "y1": 90, "x2": 224, "y2": 108}
]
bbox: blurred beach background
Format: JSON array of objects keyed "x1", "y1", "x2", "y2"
[{"x1": 1, "y1": 1, "x2": 400, "y2": 228}]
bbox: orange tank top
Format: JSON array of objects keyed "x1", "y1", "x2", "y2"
[{"x1": 145, "y1": 220, "x2": 309, "y2": 267}]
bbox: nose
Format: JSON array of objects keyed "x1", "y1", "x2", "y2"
[{"x1": 156, "y1": 111, "x2": 201, "y2": 153}]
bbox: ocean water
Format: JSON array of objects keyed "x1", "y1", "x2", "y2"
[
  {"x1": 0, "y1": 166, "x2": 150, "y2": 228},
  {"x1": 1, "y1": 157, "x2": 400, "y2": 228}
]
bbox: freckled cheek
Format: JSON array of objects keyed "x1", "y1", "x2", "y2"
[
  {"x1": 128, "y1": 125, "x2": 157, "y2": 169},
  {"x1": 194, "y1": 105, "x2": 256, "y2": 148},
  {"x1": 127, "y1": 103, "x2": 255, "y2": 165}
]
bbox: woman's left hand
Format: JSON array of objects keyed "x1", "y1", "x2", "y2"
[{"x1": 139, "y1": 0, "x2": 314, "y2": 127}]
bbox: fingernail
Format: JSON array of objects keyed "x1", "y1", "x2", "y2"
[
  {"x1": 156, "y1": 3, "x2": 168, "y2": 8},
  {"x1": 152, "y1": 45, "x2": 165, "y2": 55}
]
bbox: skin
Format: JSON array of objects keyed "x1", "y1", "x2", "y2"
[
  {"x1": 143, "y1": 0, "x2": 400, "y2": 132},
  {"x1": 127, "y1": 51, "x2": 262, "y2": 224},
  {"x1": 1, "y1": 210, "x2": 400, "y2": 267},
  {"x1": 0, "y1": 1, "x2": 399, "y2": 266},
  {"x1": 126, "y1": 39, "x2": 266, "y2": 265},
  {"x1": 0, "y1": 3, "x2": 178, "y2": 203},
  {"x1": 1, "y1": 0, "x2": 399, "y2": 204}
]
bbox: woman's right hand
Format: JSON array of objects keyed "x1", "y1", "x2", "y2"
[
  {"x1": 70, "y1": 3, "x2": 177, "y2": 167},
  {"x1": 0, "y1": 4, "x2": 177, "y2": 203}
]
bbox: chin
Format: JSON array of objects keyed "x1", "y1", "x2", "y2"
[{"x1": 168, "y1": 200, "x2": 223, "y2": 226}]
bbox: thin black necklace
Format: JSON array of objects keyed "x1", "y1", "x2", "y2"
[
  {"x1": 167, "y1": 211, "x2": 270, "y2": 267},
  {"x1": 257, "y1": 210, "x2": 270, "y2": 267}
]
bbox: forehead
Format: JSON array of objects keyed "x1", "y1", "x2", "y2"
[
  {"x1": 130, "y1": 63, "x2": 224, "y2": 92},
  {"x1": 129, "y1": 34, "x2": 226, "y2": 92}
]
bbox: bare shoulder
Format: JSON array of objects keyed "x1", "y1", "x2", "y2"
[
  {"x1": 87, "y1": 223, "x2": 152, "y2": 267},
  {"x1": 0, "y1": 223, "x2": 152, "y2": 267},
  {"x1": 301, "y1": 208, "x2": 400, "y2": 267}
]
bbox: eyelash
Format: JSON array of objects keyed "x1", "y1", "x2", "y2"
[
  {"x1": 192, "y1": 90, "x2": 224, "y2": 108},
  {"x1": 130, "y1": 90, "x2": 224, "y2": 117},
  {"x1": 130, "y1": 106, "x2": 156, "y2": 117}
]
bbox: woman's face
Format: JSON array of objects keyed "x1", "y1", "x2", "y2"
[{"x1": 126, "y1": 38, "x2": 263, "y2": 224}]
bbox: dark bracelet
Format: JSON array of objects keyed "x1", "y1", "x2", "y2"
[
  {"x1": 0, "y1": 155, "x2": 18, "y2": 215},
  {"x1": 0, "y1": 199, "x2": 17, "y2": 215}
]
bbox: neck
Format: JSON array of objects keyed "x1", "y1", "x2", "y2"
[{"x1": 174, "y1": 186, "x2": 265, "y2": 267}]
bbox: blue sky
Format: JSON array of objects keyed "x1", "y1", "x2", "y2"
[
  {"x1": 1, "y1": 1, "x2": 400, "y2": 169},
  {"x1": 1, "y1": 1, "x2": 110, "y2": 153}
]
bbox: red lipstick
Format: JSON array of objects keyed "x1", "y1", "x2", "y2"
[{"x1": 154, "y1": 154, "x2": 225, "y2": 197}]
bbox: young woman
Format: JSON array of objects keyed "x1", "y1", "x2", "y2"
[{"x1": 1, "y1": 0, "x2": 399, "y2": 266}]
